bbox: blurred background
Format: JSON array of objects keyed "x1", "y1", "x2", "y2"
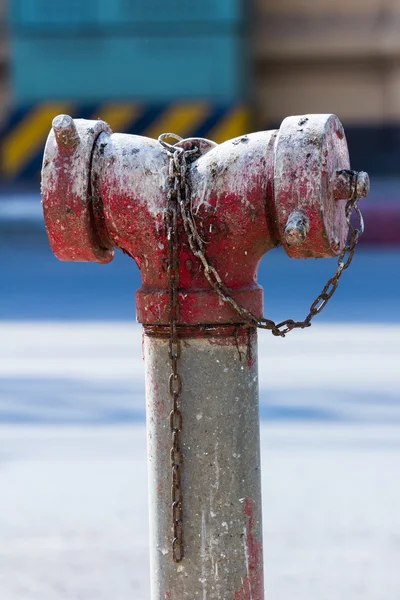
[{"x1": 0, "y1": 1, "x2": 399, "y2": 599}]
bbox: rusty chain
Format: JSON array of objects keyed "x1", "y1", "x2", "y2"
[
  {"x1": 161, "y1": 133, "x2": 198, "y2": 563},
  {"x1": 180, "y1": 174, "x2": 363, "y2": 337},
  {"x1": 160, "y1": 134, "x2": 364, "y2": 338},
  {"x1": 160, "y1": 132, "x2": 364, "y2": 560}
]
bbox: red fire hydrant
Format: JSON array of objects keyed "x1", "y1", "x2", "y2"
[{"x1": 42, "y1": 113, "x2": 369, "y2": 599}]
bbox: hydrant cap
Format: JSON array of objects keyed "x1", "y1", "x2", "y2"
[
  {"x1": 42, "y1": 116, "x2": 114, "y2": 263},
  {"x1": 274, "y1": 114, "x2": 352, "y2": 259}
]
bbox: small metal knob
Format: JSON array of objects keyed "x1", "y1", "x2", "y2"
[
  {"x1": 333, "y1": 170, "x2": 370, "y2": 201},
  {"x1": 284, "y1": 211, "x2": 310, "y2": 246},
  {"x1": 355, "y1": 171, "x2": 370, "y2": 199},
  {"x1": 52, "y1": 114, "x2": 80, "y2": 151}
]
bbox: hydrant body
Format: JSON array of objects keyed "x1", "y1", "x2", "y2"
[{"x1": 41, "y1": 113, "x2": 369, "y2": 599}]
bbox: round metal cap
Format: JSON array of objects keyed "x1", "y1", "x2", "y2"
[
  {"x1": 42, "y1": 116, "x2": 114, "y2": 263},
  {"x1": 274, "y1": 114, "x2": 352, "y2": 258}
]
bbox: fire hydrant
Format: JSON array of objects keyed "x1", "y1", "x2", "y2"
[{"x1": 41, "y1": 113, "x2": 369, "y2": 599}]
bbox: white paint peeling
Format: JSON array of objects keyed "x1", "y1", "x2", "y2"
[
  {"x1": 96, "y1": 133, "x2": 169, "y2": 218},
  {"x1": 189, "y1": 131, "x2": 271, "y2": 213},
  {"x1": 214, "y1": 442, "x2": 220, "y2": 492},
  {"x1": 194, "y1": 179, "x2": 212, "y2": 215},
  {"x1": 242, "y1": 527, "x2": 252, "y2": 600}
]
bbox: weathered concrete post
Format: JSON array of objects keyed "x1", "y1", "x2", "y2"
[{"x1": 41, "y1": 113, "x2": 369, "y2": 599}]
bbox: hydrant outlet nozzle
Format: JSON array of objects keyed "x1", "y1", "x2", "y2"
[
  {"x1": 274, "y1": 114, "x2": 370, "y2": 259},
  {"x1": 42, "y1": 117, "x2": 113, "y2": 264}
]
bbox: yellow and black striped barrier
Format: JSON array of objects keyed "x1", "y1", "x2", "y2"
[{"x1": 0, "y1": 103, "x2": 250, "y2": 182}]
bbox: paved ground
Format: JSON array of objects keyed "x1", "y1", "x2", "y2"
[
  {"x1": 0, "y1": 321, "x2": 399, "y2": 599},
  {"x1": 1, "y1": 423, "x2": 399, "y2": 600}
]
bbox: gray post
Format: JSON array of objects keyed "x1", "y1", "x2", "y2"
[{"x1": 144, "y1": 326, "x2": 264, "y2": 600}]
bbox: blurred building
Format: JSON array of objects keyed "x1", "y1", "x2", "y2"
[
  {"x1": 253, "y1": 0, "x2": 400, "y2": 174},
  {"x1": 1, "y1": 0, "x2": 249, "y2": 183},
  {"x1": 1, "y1": 0, "x2": 400, "y2": 182}
]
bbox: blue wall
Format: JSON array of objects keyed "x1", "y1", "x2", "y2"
[{"x1": 10, "y1": 0, "x2": 247, "y2": 103}]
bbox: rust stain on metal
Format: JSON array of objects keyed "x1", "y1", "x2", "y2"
[{"x1": 145, "y1": 323, "x2": 250, "y2": 339}]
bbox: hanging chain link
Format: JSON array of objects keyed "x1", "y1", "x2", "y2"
[
  {"x1": 179, "y1": 174, "x2": 364, "y2": 338},
  {"x1": 160, "y1": 132, "x2": 365, "y2": 560},
  {"x1": 161, "y1": 133, "x2": 199, "y2": 563},
  {"x1": 160, "y1": 134, "x2": 365, "y2": 338}
]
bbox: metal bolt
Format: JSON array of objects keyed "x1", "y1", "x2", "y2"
[
  {"x1": 355, "y1": 171, "x2": 370, "y2": 199},
  {"x1": 333, "y1": 170, "x2": 370, "y2": 201},
  {"x1": 52, "y1": 114, "x2": 80, "y2": 151},
  {"x1": 284, "y1": 211, "x2": 310, "y2": 246}
]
